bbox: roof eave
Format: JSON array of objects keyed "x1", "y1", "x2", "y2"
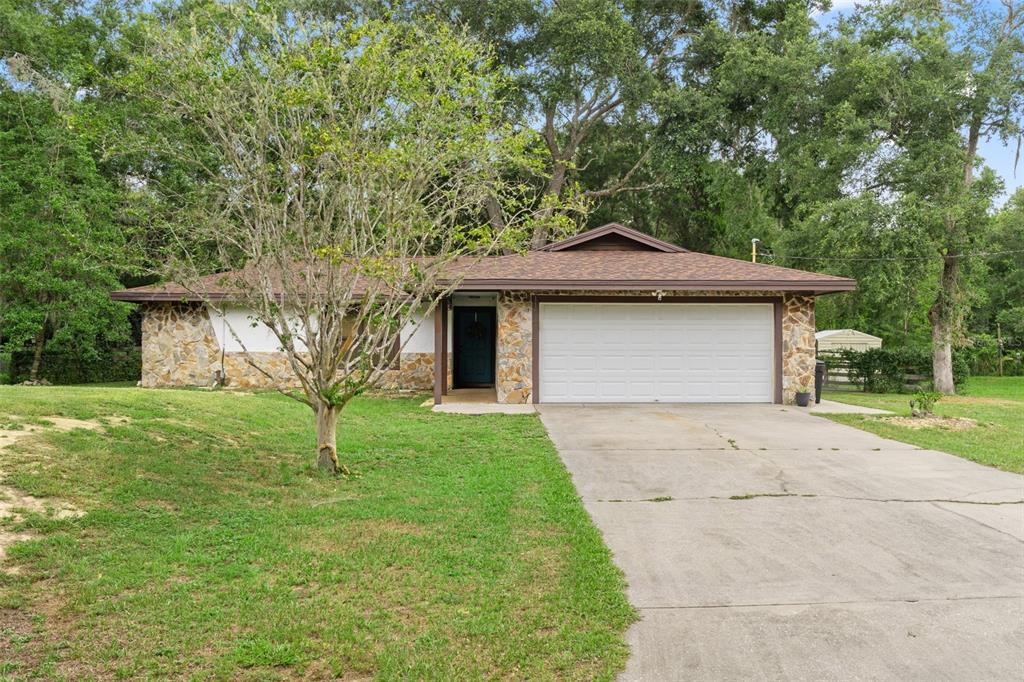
[
  {"x1": 112, "y1": 279, "x2": 856, "y2": 302},
  {"x1": 110, "y1": 291, "x2": 231, "y2": 302},
  {"x1": 454, "y1": 279, "x2": 856, "y2": 294}
]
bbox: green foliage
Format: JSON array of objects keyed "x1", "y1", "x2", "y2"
[
  {"x1": 0, "y1": 0, "x2": 147, "y2": 372},
  {"x1": 0, "y1": 89, "x2": 135, "y2": 360},
  {"x1": 825, "y1": 347, "x2": 969, "y2": 394},
  {"x1": 8, "y1": 347, "x2": 140, "y2": 385},
  {"x1": 961, "y1": 333, "x2": 1024, "y2": 377},
  {"x1": 996, "y1": 307, "x2": 1024, "y2": 338},
  {"x1": 910, "y1": 389, "x2": 943, "y2": 416}
]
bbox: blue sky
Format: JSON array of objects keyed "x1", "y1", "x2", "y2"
[{"x1": 816, "y1": 0, "x2": 1022, "y2": 206}]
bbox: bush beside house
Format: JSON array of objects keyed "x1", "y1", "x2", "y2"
[{"x1": 9, "y1": 347, "x2": 141, "y2": 385}]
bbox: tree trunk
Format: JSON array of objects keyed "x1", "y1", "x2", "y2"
[
  {"x1": 29, "y1": 325, "x2": 46, "y2": 382},
  {"x1": 315, "y1": 402, "x2": 341, "y2": 473},
  {"x1": 928, "y1": 254, "x2": 958, "y2": 395},
  {"x1": 530, "y1": 161, "x2": 568, "y2": 249}
]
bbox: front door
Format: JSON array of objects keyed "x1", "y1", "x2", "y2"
[{"x1": 454, "y1": 307, "x2": 496, "y2": 387}]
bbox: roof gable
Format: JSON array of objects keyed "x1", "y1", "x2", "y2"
[{"x1": 540, "y1": 223, "x2": 686, "y2": 253}]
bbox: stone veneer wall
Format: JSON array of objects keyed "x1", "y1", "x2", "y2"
[
  {"x1": 492, "y1": 290, "x2": 817, "y2": 405},
  {"x1": 141, "y1": 302, "x2": 435, "y2": 391},
  {"x1": 781, "y1": 294, "x2": 816, "y2": 404},
  {"x1": 145, "y1": 294, "x2": 817, "y2": 403},
  {"x1": 495, "y1": 293, "x2": 533, "y2": 403}
]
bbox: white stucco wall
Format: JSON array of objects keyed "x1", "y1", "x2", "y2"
[
  {"x1": 401, "y1": 307, "x2": 435, "y2": 353},
  {"x1": 208, "y1": 305, "x2": 309, "y2": 353},
  {"x1": 208, "y1": 304, "x2": 438, "y2": 355}
]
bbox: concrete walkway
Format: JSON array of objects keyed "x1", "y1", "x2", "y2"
[
  {"x1": 810, "y1": 398, "x2": 892, "y2": 415},
  {"x1": 537, "y1": 404, "x2": 1024, "y2": 681}
]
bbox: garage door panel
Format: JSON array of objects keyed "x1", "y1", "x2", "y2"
[{"x1": 539, "y1": 303, "x2": 773, "y2": 403}]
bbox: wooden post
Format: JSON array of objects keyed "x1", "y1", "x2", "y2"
[
  {"x1": 441, "y1": 298, "x2": 449, "y2": 395},
  {"x1": 997, "y1": 321, "x2": 1004, "y2": 377}
]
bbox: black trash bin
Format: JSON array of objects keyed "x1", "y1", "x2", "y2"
[{"x1": 814, "y1": 360, "x2": 826, "y2": 404}]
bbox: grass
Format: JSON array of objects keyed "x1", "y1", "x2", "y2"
[
  {"x1": 0, "y1": 387, "x2": 634, "y2": 680},
  {"x1": 822, "y1": 376, "x2": 1024, "y2": 474}
]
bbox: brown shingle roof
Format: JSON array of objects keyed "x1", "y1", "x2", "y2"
[
  {"x1": 112, "y1": 251, "x2": 853, "y2": 301},
  {"x1": 111, "y1": 224, "x2": 855, "y2": 301},
  {"x1": 452, "y1": 251, "x2": 853, "y2": 292}
]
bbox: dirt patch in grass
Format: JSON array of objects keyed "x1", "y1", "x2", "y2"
[
  {"x1": 0, "y1": 415, "x2": 130, "y2": 450},
  {"x1": 0, "y1": 530, "x2": 34, "y2": 574},
  {"x1": 881, "y1": 416, "x2": 978, "y2": 430},
  {"x1": 0, "y1": 415, "x2": 129, "y2": 572}
]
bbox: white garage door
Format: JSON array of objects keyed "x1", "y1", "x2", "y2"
[{"x1": 538, "y1": 303, "x2": 774, "y2": 403}]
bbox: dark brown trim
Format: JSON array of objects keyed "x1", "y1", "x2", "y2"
[
  {"x1": 539, "y1": 223, "x2": 687, "y2": 253},
  {"x1": 433, "y1": 302, "x2": 444, "y2": 405},
  {"x1": 441, "y1": 298, "x2": 449, "y2": 396},
  {"x1": 531, "y1": 295, "x2": 540, "y2": 404},
  {"x1": 533, "y1": 296, "x2": 785, "y2": 405},
  {"x1": 457, "y1": 280, "x2": 855, "y2": 293},
  {"x1": 534, "y1": 295, "x2": 780, "y2": 304}
]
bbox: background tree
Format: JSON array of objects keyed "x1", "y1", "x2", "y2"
[
  {"x1": 977, "y1": 188, "x2": 1024, "y2": 337},
  {"x1": 321, "y1": 0, "x2": 714, "y2": 246},
  {"x1": 834, "y1": 0, "x2": 1021, "y2": 393},
  {"x1": 0, "y1": 0, "x2": 138, "y2": 379},
  {"x1": 131, "y1": 7, "x2": 542, "y2": 472}
]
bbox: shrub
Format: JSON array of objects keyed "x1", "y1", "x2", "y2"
[
  {"x1": 9, "y1": 347, "x2": 141, "y2": 385},
  {"x1": 910, "y1": 389, "x2": 942, "y2": 416},
  {"x1": 823, "y1": 347, "x2": 968, "y2": 393},
  {"x1": 962, "y1": 333, "x2": 1024, "y2": 377}
]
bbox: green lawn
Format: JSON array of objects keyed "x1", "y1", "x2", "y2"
[
  {"x1": 822, "y1": 376, "x2": 1024, "y2": 474},
  {"x1": 0, "y1": 387, "x2": 633, "y2": 680}
]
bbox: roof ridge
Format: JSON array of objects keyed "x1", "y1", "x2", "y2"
[{"x1": 538, "y1": 223, "x2": 686, "y2": 253}]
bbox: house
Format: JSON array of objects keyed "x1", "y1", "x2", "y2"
[
  {"x1": 111, "y1": 223, "x2": 856, "y2": 405},
  {"x1": 815, "y1": 329, "x2": 882, "y2": 352}
]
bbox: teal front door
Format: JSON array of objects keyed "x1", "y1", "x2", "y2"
[{"x1": 453, "y1": 307, "x2": 496, "y2": 387}]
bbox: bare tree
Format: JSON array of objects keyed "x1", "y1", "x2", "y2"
[{"x1": 135, "y1": 8, "x2": 542, "y2": 471}]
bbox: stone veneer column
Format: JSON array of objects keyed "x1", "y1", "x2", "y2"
[
  {"x1": 495, "y1": 292, "x2": 533, "y2": 404},
  {"x1": 781, "y1": 294, "x2": 816, "y2": 404}
]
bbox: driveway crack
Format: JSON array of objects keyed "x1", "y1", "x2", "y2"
[
  {"x1": 720, "y1": 493, "x2": 1024, "y2": 506},
  {"x1": 635, "y1": 594, "x2": 1024, "y2": 611}
]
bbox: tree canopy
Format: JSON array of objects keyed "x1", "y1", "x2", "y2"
[{"x1": 2, "y1": 0, "x2": 1022, "y2": 391}]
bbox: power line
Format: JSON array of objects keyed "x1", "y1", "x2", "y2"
[{"x1": 761, "y1": 249, "x2": 1024, "y2": 263}]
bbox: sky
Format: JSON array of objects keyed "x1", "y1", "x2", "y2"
[{"x1": 815, "y1": 0, "x2": 1022, "y2": 206}]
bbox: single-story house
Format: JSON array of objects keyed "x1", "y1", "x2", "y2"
[
  {"x1": 815, "y1": 329, "x2": 882, "y2": 352},
  {"x1": 112, "y1": 223, "x2": 856, "y2": 405}
]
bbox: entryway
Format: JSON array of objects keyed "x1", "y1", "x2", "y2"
[{"x1": 453, "y1": 306, "x2": 496, "y2": 388}]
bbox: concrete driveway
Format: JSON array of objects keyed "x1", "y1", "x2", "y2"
[{"x1": 537, "y1": 404, "x2": 1024, "y2": 681}]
